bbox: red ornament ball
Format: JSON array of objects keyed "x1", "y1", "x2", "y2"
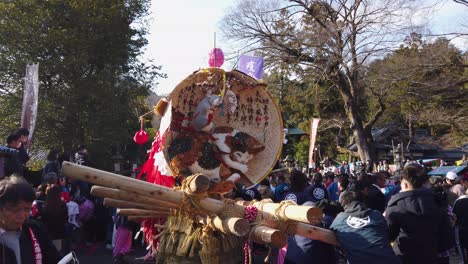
[
  {"x1": 208, "y1": 48, "x2": 224, "y2": 67},
  {"x1": 133, "y1": 130, "x2": 149, "y2": 145}
]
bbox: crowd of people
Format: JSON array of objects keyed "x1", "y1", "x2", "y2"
[
  {"x1": 237, "y1": 160, "x2": 468, "y2": 264},
  {"x1": 1, "y1": 128, "x2": 139, "y2": 264},
  {"x1": 1, "y1": 127, "x2": 468, "y2": 264}
]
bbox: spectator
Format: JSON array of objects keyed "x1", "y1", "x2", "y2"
[
  {"x1": 282, "y1": 170, "x2": 313, "y2": 205},
  {"x1": 71, "y1": 145, "x2": 90, "y2": 198},
  {"x1": 327, "y1": 175, "x2": 340, "y2": 202},
  {"x1": 453, "y1": 174, "x2": 468, "y2": 263},
  {"x1": 432, "y1": 185, "x2": 455, "y2": 264},
  {"x1": 325, "y1": 172, "x2": 335, "y2": 188},
  {"x1": 42, "y1": 149, "x2": 60, "y2": 178},
  {"x1": 365, "y1": 172, "x2": 386, "y2": 213},
  {"x1": 0, "y1": 175, "x2": 59, "y2": 263},
  {"x1": 285, "y1": 202, "x2": 336, "y2": 264},
  {"x1": 13, "y1": 128, "x2": 30, "y2": 165},
  {"x1": 13, "y1": 128, "x2": 32, "y2": 184},
  {"x1": 446, "y1": 171, "x2": 465, "y2": 202},
  {"x1": 384, "y1": 171, "x2": 401, "y2": 204},
  {"x1": 3, "y1": 134, "x2": 23, "y2": 177},
  {"x1": 305, "y1": 172, "x2": 328, "y2": 203},
  {"x1": 113, "y1": 215, "x2": 136, "y2": 263},
  {"x1": 330, "y1": 190, "x2": 400, "y2": 264},
  {"x1": 340, "y1": 161, "x2": 350, "y2": 175},
  {"x1": 274, "y1": 174, "x2": 289, "y2": 202},
  {"x1": 40, "y1": 185, "x2": 68, "y2": 253},
  {"x1": 385, "y1": 164, "x2": 452, "y2": 264},
  {"x1": 258, "y1": 178, "x2": 274, "y2": 200}
]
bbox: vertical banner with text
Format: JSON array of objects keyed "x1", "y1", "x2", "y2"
[
  {"x1": 21, "y1": 63, "x2": 39, "y2": 151},
  {"x1": 308, "y1": 118, "x2": 320, "y2": 168}
]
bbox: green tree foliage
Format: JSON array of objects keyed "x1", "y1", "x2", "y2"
[
  {"x1": 365, "y1": 36, "x2": 468, "y2": 146},
  {"x1": 0, "y1": 0, "x2": 164, "y2": 169}
]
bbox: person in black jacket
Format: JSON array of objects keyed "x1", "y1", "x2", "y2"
[
  {"x1": 385, "y1": 164, "x2": 452, "y2": 264},
  {"x1": 0, "y1": 175, "x2": 59, "y2": 264},
  {"x1": 42, "y1": 149, "x2": 60, "y2": 179},
  {"x1": 453, "y1": 183, "x2": 468, "y2": 263},
  {"x1": 285, "y1": 201, "x2": 336, "y2": 264},
  {"x1": 3, "y1": 135, "x2": 23, "y2": 177},
  {"x1": 305, "y1": 172, "x2": 329, "y2": 203},
  {"x1": 366, "y1": 172, "x2": 387, "y2": 213},
  {"x1": 282, "y1": 170, "x2": 314, "y2": 205},
  {"x1": 330, "y1": 190, "x2": 400, "y2": 264}
]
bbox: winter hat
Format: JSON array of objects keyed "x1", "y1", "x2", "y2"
[{"x1": 446, "y1": 171, "x2": 458, "y2": 181}]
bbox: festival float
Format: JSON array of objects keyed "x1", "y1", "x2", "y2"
[{"x1": 62, "y1": 49, "x2": 338, "y2": 264}]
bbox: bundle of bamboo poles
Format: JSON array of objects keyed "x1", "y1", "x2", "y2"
[{"x1": 62, "y1": 161, "x2": 338, "y2": 248}]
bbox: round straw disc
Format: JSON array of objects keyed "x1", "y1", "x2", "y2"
[{"x1": 162, "y1": 68, "x2": 283, "y2": 187}]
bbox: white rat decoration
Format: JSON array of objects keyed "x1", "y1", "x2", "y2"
[{"x1": 193, "y1": 92, "x2": 222, "y2": 133}]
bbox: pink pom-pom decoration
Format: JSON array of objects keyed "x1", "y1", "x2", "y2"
[
  {"x1": 133, "y1": 129, "x2": 149, "y2": 145},
  {"x1": 208, "y1": 48, "x2": 224, "y2": 67}
]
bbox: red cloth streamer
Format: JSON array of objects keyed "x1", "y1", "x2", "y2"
[{"x1": 137, "y1": 131, "x2": 174, "y2": 248}]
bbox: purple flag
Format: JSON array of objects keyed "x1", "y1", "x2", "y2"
[{"x1": 238, "y1": 55, "x2": 264, "y2": 80}]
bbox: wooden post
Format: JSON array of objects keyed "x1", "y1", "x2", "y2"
[
  {"x1": 250, "y1": 226, "x2": 287, "y2": 248},
  {"x1": 117, "y1": 208, "x2": 169, "y2": 217},
  {"x1": 62, "y1": 162, "x2": 230, "y2": 213},
  {"x1": 103, "y1": 198, "x2": 170, "y2": 212},
  {"x1": 295, "y1": 223, "x2": 340, "y2": 246},
  {"x1": 63, "y1": 162, "x2": 333, "y2": 240},
  {"x1": 252, "y1": 201, "x2": 322, "y2": 225},
  {"x1": 91, "y1": 186, "x2": 178, "y2": 209},
  {"x1": 128, "y1": 216, "x2": 164, "y2": 222},
  {"x1": 187, "y1": 174, "x2": 210, "y2": 193},
  {"x1": 199, "y1": 216, "x2": 250, "y2": 237}
]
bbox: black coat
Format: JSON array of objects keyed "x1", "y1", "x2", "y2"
[
  {"x1": 0, "y1": 219, "x2": 59, "y2": 264},
  {"x1": 366, "y1": 184, "x2": 386, "y2": 213},
  {"x1": 454, "y1": 195, "x2": 468, "y2": 230},
  {"x1": 3, "y1": 152, "x2": 23, "y2": 177},
  {"x1": 385, "y1": 188, "x2": 452, "y2": 264}
]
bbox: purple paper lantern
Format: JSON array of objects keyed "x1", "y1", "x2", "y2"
[{"x1": 208, "y1": 48, "x2": 224, "y2": 67}]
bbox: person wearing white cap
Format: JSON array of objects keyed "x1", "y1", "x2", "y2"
[{"x1": 446, "y1": 171, "x2": 465, "y2": 203}]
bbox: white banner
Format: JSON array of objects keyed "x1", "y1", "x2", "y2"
[
  {"x1": 21, "y1": 63, "x2": 39, "y2": 150},
  {"x1": 308, "y1": 118, "x2": 320, "y2": 168}
]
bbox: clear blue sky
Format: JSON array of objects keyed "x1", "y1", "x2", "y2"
[{"x1": 144, "y1": 0, "x2": 467, "y2": 95}]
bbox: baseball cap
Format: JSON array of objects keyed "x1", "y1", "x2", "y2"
[{"x1": 446, "y1": 171, "x2": 458, "y2": 180}]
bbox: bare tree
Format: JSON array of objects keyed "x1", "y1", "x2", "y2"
[
  {"x1": 221, "y1": 0, "x2": 431, "y2": 163},
  {"x1": 453, "y1": 0, "x2": 468, "y2": 7}
]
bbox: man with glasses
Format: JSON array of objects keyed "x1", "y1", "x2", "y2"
[{"x1": 0, "y1": 175, "x2": 59, "y2": 263}]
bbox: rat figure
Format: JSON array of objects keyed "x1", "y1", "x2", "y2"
[{"x1": 193, "y1": 92, "x2": 222, "y2": 133}]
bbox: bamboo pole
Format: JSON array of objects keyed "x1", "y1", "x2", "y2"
[
  {"x1": 103, "y1": 198, "x2": 170, "y2": 212},
  {"x1": 250, "y1": 226, "x2": 287, "y2": 248},
  {"x1": 117, "y1": 208, "x2": 169, "y2": 217},
  {"x1": 91, "y1": 186, "x2": 178, "y2": 209},
  {"x1": 199, "y1": 216, "x2": 250, "y2": 237}
]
